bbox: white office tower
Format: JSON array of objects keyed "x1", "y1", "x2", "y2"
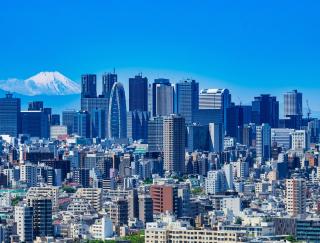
[
  {"x1": 291, "y1": 130, "x2": 309, "y2": 151},
  {"x1": 163, "y1": 115, "x2": 186, "y2": 174},
  {"x1": 205, "y1": 170, "x2": 227, "y2": 195},
  {"x1": 209, "y1": 123, "x2": 224, "y2": 153},
  {"x1": 14, "y1": 205, "x2": 34, "y2": 242},
  {"x1": 285, "y1": 178, "x2": 306, "y2": 217},
  {"x1": 223, "y1": 163, "x2": 234, "y2": 190},
  {"x1": 256, "y1": 123, "x2": 271, "y2": 162}
]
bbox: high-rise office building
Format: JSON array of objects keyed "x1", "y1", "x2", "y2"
[
  {"x1": 51, "y1": 114, "x2": 60, "y2": 126},
  {"x1": 186, "y1": 124, "x2": 209, "y2": 152},
  {"x1": 21, "y1": 110, "x2": 50, "y2": 138},
  {"x1": 0, "y1": 93, "x2": 21, "y2": 137},
  {"x1": 62, "y1": 110, "x2": 77, "y2": 135},
  {"x1": 127, "y1": 110, "x2": 149, "y2": 141},
  {"x1": 129, "y1": 74, "x2": 148, "y2": 112},
  {"x1": 199, "y1": 88, "x2": 231, "y2": 131},
  {"x1": 284, "y1": 90, "x2": 302, "y2": 116},
  {"x1": 28, "y1": 101, "x2": 43, "y2": 111},
  {"x1": 76, "y1": 111, "x2": 90, "y2": 138},
  {"x1": 81, "y1": 97, "x2": 108, "y2": 137},
  {"x1": 226, "y1": 105, "x2": 252, "y2": 139},
  {"x1": 92, "y1": 109, "x2": 106, "y2": 138},
  {"x1": 163, "y1": 115, "x2": 186, "y2": 173},
  {"x1": 81, "y1": 74, "x2": 97, "y2": 98},
  {"x1": 208, "y1": 123, "x2": 224, "y2": 153},
  {"x1": 286, "y1": 178, "x2": 306, "y2": 217},
  {"x1": 283, "y1": 90, "x2": 303, "y2": 129},
  {"x1": 256, "y1": 123, "x2": 271, "y2": 162},
  {"x1": 148, "y1": 116, "x2": 164, "y2": 153},
  {"x1": 252, "y1": 94, "x2": 279, "y2": 128},
  {"x1": 271, "y1": 128, "x2": 294, "y2": 150},
  {"x1": 108, "y1": 82, "x2": 127, "y2": 139},
  {"x1": 175, "y1": 79, "x2": 199, "y2": 124},
  {"x1": 152, "y1": 79, "x2": 174, "y2": 117},
  {"x1": 102, "y1": 72, "x2": 117, "y2": 99}
]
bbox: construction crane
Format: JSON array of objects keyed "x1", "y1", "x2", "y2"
[{"x1": 306, "y1": 99, "x2": 311, "y2": 121}]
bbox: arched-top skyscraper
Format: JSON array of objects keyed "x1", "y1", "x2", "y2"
[{"x1": 108, "y1": 82, "x2": 127, "y2": 139}]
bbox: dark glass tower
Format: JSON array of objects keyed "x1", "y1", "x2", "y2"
[
  {"x1": 252, "y1": 94, "x2": 279, "y2": 128},
  {"x1": 175, "y1": 79, "x2": 199, "y2": 124},
  {"x1": 129, "y1": 74, "x2": 148, "y2": 112},
  {"x1": 81, "y1": 74, "x2": 97, "y2": 98},
  {"x1": 102, "y1": 72, "x2": 117, "y2": 99},
  {"x1": 0, "y1": 93, "x2": 21, "y2": 137}
]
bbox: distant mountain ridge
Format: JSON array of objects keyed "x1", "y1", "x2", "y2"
[{"x1": 0, "y1": 71, "x2": 81, "y2": 96}]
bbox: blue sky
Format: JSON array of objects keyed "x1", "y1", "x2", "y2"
[{"x1": 1, "y1": 0, "x2": 320, "y2": 114}]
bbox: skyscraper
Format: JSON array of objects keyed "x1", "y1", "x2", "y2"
[
  {"x1": 108, "y1": 82, "x2": 127, "y2": 139},
  {"x1": 81, "y1": 73, "x2": 109, "y2": 138},
  {"x1": 208, "y1": 123, "x2": 224, "y2": 153},
  {"x1": 199, "y1": 88, "x2": 231, "y2": 131},
  {"x1": 81, "y1": 74, "x2": 97, "y2": 98},
  {"x1": 62, "y1": 110, "x2": 77, "y2": 135},
  {"x1": 175, "y1": 79, "x2": 199, "y2": 124},
  {"x1": 21, "y1": 110, "x2": 50, "y2": 138},
  {"x1": 163, "y1": 115, "x2": 186, "y2": 173},
  {"x1": 148, "y1": 116, "x2": 164, "y2": 153},
  {"x1": 283, "y1": 90, "x2": 303, "y2": 129},
  {"x1": 92, "y1": 109, "x2": 106, "y2": 139},
  {"x1": 256, "y1": 123, "x2": 271, "y2": 162},
  {"x1": 226, "y1": 105, "x2": 252, "y2": 139},
  {"x1": 102, "y1": 72, "x2": 117, "y2": 99},
  {"x1": 129, "y1": 74, "x2": 148, "y2": 112},
  {"x1": 284, "y1": 90, "x2": 302, "y2": 116},
  {"x1": 0, "y1": 93, "x2": 21, "y2": 137},
  {"x1": 76, "y1": 111, "x2": 91, "y2": 138},
  {"x1": 252, "y1": 94, "x2": 279, "y2": 128},
  {"x1": 127, "y1": 110, "x2": 149, "y2": 141},
  {"x1": 152, "y1": 79, "x2": 174, "y2": 117}
]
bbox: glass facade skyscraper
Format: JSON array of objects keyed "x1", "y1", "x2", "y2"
[
  {"x1": 252, "y1": 94, "x2": 279, "y2": 128},
  {"x1": 175, "y1": 79, "x2": 199, "y2": 124},
  {"x1": 129, "y1": 74, "x2": 148, "y2": 112},
  {"x1": 0, "y1": 93, "x2": 21, "y2": 137},
  {"x1": 108, "y1": 82, "x2": 127, "y2": 139},
  {"x1": 81, "y1": 74, "x2": 97, "y2": 98}
]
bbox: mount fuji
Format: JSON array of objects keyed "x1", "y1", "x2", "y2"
[{"x1": 0, "y1": 71, "x2": 81, "y2": 96}]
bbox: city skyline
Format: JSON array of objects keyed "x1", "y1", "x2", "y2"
[{"x1": 1, "y1": 0, "x2": 320, "y2": 114}]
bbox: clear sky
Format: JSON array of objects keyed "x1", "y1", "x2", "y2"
[{"x1": 1, "y1": 0, "x2": 320, "y2": 114}]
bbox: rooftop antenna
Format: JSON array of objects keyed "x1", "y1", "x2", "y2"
[
  {"x1": 113, "y1": 67, "x2": 115, "y2": 74},
  {"x1": 237, "y1": 96, "x2": 242, "y2": 106}
]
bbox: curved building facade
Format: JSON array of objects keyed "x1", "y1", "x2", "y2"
[{"x1": 108, "y1": 82, "x2": 127, "y2": 139}]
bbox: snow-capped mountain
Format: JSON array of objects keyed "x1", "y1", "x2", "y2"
[{"x1": 0, "y1": 71, "x2": 81, "y2": 96}]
